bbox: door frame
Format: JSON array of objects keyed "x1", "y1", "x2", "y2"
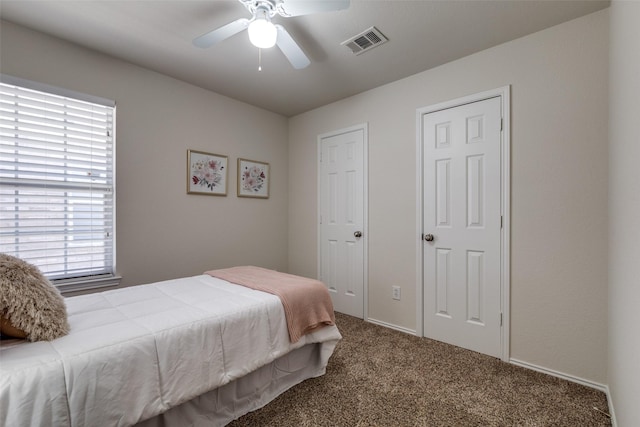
[
  {"x1": 415, "y1": 87, "x2": 510, "y2": 361},
  {"x1": 317, "y1": 123, "x2": 369, "y2": 320}
]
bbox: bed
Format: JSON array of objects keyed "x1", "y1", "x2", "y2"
[{"x1": 0, "y1": 267, "x2": 342, "y2": 427}]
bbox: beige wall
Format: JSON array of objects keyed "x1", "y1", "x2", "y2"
[
  {"x1": 0, "y1": 21, "x2": 290, "y2": 288},
  {"x1": 289, "y1": 10, "x2": 609, "y2": 384},
  {"x1": 608, "y1": 1, "x2": 640, "y2": 425}
]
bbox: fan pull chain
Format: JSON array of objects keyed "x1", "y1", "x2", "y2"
[{"x1": 258, "y1": 48, "x2": 262, "y2": 72}]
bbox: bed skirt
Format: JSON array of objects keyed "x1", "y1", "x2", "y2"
[{"x1": 136, "y1": 341, "x2": 326, "y2": 426}]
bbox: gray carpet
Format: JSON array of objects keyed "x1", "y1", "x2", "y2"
[{"x1": 229, "y1": 312, "x2": 611, "y2": 426}]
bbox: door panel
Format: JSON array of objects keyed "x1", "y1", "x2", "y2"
[
  {"x1": 423, "y1": 97, "x2": 502, "y2": 358},
  {"x1": 319, "y1": 128, "x2": 365, "y2": 318}
]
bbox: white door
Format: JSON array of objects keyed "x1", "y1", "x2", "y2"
[
  {"x1": 422, "y1": 96, "x2": 502, "y2": 358},
  {"x1": 319, "y1": 127, "x2": 366, "y2": 318}
]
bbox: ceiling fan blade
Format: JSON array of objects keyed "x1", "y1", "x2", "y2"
[
  {"x1": 275, "y1": 25, "x2": 311, "y2": 69},
  {"x1": 193, "y1": 18, "x2": 250, "y2": 48},
  {"x1": 276, "y1": 0, "x2": 350, "y2": 17}
]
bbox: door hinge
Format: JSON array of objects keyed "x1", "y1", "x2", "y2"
[
  {"x1": 500, "y1": 216, "x2": 503, "y2": 229},
  {"x1": 500, "y1": 312, "x2": 503, "y2": 326},
  {"x1": 500, "y1": 118, "x2": 503, "y2": 131}
]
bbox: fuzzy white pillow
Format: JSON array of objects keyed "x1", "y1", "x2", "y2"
[{"x1": 0, "y1": 253, "x2": 69, "y2": 341}]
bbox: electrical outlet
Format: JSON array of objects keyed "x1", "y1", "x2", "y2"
[{"x1": 392, "y1": 286, "x2": 401, "y2": 301}]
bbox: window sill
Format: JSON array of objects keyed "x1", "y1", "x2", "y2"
[{"x1": 55, "y1": 275, "x2": 122, "y2": 296}]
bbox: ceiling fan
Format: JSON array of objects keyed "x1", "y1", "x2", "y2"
[{"x1": 193, "y1": 0, "x2": 350, "y2": 69}]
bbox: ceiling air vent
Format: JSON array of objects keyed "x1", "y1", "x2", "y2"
[{"x1": 341, "y1": 26, "x2": 388, "y2": 55}]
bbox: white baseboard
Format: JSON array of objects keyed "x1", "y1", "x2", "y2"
[
  {"x1": 366, "y1": 317, "x2": 417, "y2": 336},
  {"x1": 509, "y1": 358, "x2": 606, "y2": 391},
  {"x1": 510, "y1": 358, "x2": 614, "y2": 425},
  {"x1": 603, "y1": 385, "x2": 617, "y2": 427}
]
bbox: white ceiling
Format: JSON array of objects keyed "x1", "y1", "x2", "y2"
[{"x1": 0, "y1": 0, "x2": 609, "y2": 117}]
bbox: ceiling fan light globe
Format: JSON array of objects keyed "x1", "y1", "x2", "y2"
[{"x1": 248, "y1": 19, "x2": 277, "y2": 49}]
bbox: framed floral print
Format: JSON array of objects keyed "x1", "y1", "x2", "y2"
[
  {"x1": 237, "y1": 158, "x2": 269, "y2": 199},
  {"x1": 187, "y1": 150, "x2": 228, "y2": 196}
]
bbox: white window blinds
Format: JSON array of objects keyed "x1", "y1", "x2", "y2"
[{"x1": 0, "y1": 79, "x2": 116, "y2": 283}]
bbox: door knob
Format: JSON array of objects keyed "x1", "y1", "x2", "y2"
[
  {"x1": 423, "y1": 233, "x2": 434, "y2": 242},
  {"x1": 354, "y1": 231, "x2": 362, "y2": 238}
]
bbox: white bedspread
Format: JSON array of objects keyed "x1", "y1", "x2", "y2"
[{"x1": 0, "y1": 275, "x2": 342, "y2": 427}]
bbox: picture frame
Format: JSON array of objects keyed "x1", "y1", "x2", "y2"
[
  {"x1": 237, "y1": 158, "x2": 270, "y2": 199},
  {"x1": 187, "y1": 150, "x2": 228, "y2": 196}
]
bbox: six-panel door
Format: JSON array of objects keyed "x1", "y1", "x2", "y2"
[{"x1": 422, "y1": 97, "x2": 502, "y2": 358}]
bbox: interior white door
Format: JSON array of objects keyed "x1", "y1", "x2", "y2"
[
  {"x1": 422, "y1": 96, "x2": 502, "y2": 358},
  {"x1": 319, "y1": 128, "x2": 365, "y2": 318}
]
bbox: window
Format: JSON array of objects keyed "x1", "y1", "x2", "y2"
[{"x1": 0, "y1": 76, "x2": 119, "y2": 292}]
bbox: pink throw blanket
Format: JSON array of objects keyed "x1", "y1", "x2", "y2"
[{"x1": 204, "y1": 266, "x2": 335, "y2": 343}]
